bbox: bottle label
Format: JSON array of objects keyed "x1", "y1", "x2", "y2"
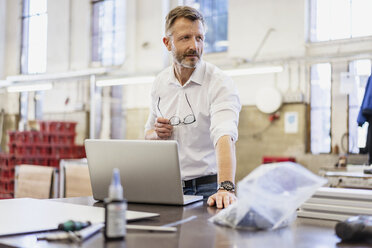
[{"x1": 106, "y1": 202, "x2": 127, "y2": 238}]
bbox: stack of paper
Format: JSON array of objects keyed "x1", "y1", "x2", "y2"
[{"x1": 297, "y1": 187, "x2": 372, "y2": 221}]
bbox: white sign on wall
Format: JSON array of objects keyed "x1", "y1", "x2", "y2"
[{"x1": 284, "y1": 112, "x2": 298, "y2": 133}]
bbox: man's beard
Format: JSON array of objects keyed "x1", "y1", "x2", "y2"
[{"x1": 172, "y1": 49, "x2": 201, "y2": 68}]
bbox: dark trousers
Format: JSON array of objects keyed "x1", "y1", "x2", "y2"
[{"x1": 183, "y1": 182, "x2": 217, "y2": 200}]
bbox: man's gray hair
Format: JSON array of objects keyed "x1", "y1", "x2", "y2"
[{"x1": 165, "y1": 6, "x2": 205, "y2": 36}]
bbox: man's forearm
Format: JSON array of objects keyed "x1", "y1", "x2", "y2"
[{"x1": 215, "y1": 135, "x2": 236, "y2": 183}]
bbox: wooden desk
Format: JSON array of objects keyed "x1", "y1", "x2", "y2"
[{"x1": 0, "y1": 197, "x2": 367, "y2": 248}]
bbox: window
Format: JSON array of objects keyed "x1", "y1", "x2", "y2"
[
  {"x1": 348, "y1": 59, "x2": 372, "y2": 153},
  {"x1": 92, "y1": 0, "x2": 126, "y2": 66},
  {"x1": 183, "y1": 0, "x2": 228, "y2": 53},
  {"x1": 21, "y1": 0, "x2": 48, "y2": 74},
  {"x1": 309, "y1": 0, "x2": 372, "y2": 42},
  {"x1": 310, "y1": 63, "x2": 332, "y2": 154}
]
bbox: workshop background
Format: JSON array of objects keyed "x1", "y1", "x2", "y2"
[{"x1": 0, "y1": 0, "x2": 371, "y2": 184}]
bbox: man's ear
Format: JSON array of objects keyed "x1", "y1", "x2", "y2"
[{"x1": 163, "y1": 36, "x2": 172, "y2": 51}]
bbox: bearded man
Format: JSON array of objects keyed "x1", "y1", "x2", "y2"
[{"x1": 145, "y1": 6, "x2": 241, "y2": 209}]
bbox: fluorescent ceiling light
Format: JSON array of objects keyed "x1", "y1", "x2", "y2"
[
  {"x1": 96, "y1": 76, "x2": 155, "y2": 87},
  {"x1": 7, "y1": 83, "x2": 53, "y2": 92},
  {"x1": 0, "y1": 80, "x2": 11, "y2": 87},
  {"x1": 6, "y1": 68, "x2": 108, "y2": 82},
  {"x1": 95, "y1": 66, "x2": 283, "y2": 87},
  {"x1": 224, "y1": 66, "x2": 283, "y2": 77}
]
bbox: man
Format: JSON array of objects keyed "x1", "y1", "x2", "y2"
[{"x1": 145, "y1": 6, "x2": 241, "y2": 209}]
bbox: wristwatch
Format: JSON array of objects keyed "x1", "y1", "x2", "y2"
[{"x1": 217, "y1": 181, "x2": 235, "y2": 192}]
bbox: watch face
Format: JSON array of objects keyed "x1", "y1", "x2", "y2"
[{"x1": 220, "y1": 181, "x2": 235, "y2": 191}]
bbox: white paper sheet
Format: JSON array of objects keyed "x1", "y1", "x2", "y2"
[{"x1": 0, "y1": 198, "x2": 158, "y2": 236}]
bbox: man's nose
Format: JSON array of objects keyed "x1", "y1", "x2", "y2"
[{"x1": 188, "y1": 37, "x2": 198, "y2": 50}]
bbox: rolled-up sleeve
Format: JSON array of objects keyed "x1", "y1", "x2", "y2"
[{"x1": 209, "y1": 77, "x2": 241, "y2": 147}]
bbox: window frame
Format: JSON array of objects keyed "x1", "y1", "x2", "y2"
[
  {"x1": 182, "y1": 0, "x2": 229, "y2": 54},
  {"x1": 20, "y1": 0, "x2": 48, "y2": 74},
  {"x1": 308, "y1": 62, "x2": 333, "y2": 154},
  {"x1": 347, "y1": 59, "x2": 372, "y2": 154},
  {"x1": 91, "y1": 0, "x2": 126, "y2": 67},
  {"x1": 308, "y1": 0, "x2": 372, "y2": 43}
]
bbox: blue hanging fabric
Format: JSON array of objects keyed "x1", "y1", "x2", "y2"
[{"x1": 357, "y1": 75, "x2": 372, "y2": 126}]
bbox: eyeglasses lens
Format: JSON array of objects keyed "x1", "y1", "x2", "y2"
[
  {"x1": 184, "y1": 114, "x2": 195, "y2": 124},
  {"x1": 170, "y1": 116, "x2": 181, "y2": 126}
]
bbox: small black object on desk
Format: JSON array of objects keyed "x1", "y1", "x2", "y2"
[{"x1": 336, "y1": 215, "x2": 372, "y2": 242}]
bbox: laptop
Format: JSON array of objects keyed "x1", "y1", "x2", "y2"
[{"x1": 84, "y1": 139, "x2": 203, "y2": 205}]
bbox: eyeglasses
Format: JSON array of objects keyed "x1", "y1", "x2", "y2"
[{"x1": 157, "y1": 93, "x2": 196, "y2": 126}]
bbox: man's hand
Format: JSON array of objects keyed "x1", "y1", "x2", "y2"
[
  {"x1": 207, "y1": 190, "x2": 236, "y2": 209},
  {"x1": 155, "y1": 117, "x2": 173, "y2": 139}
]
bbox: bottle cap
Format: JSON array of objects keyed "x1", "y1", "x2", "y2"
[{"x1": 109, "y1": 168, "x2": 123, "y2": 200}]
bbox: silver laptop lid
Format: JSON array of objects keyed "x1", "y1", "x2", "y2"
[{"x1": 85, "y1": 139, "x2": 187, "y2": 205}]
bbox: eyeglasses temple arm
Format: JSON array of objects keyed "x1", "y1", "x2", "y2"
[
  {"x1": 185, "y1": 94, "x2": 195, "y2": 116},
  {"x1": 157, "y1": 97, "x2": 164, "y2": 117}
]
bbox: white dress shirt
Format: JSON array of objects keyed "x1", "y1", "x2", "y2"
[{"x1": 145, "y1": 60, "x2": 241, "y2": 181}]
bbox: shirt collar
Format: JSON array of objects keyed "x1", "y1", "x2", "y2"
[
  {"x1": 189, "y1": 60, "x2": 205, "y2": 86},
  {"x1": 168, "y1": 60, "x2": 205, "y2": 86}
]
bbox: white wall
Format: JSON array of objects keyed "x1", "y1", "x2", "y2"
[
  {"x1": 134, "y1": 0, "x2": 166, "y2": 73},
  {"x1": 229, "y1": 0, "x2": 306, "y2": 60},
  {"x1": 47, "y1": 0, "x2": 70, "y2": 72},
  {"x1": 0, "y1": 0, "x2": 5, "y2": 80},
  {"x1": 0, "y1": 0, "x2": 20, "y2": 113},
  {"x1": 70, "y1": 0, "x2": 91, "y2": 70},
  {"x1": 4, "y1": 0, "x2": 21, "y2": 76}
]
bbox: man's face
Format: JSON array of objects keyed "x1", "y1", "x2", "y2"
[{"x1": 165, "y1": 17, "x2": 205, "y2": 69}]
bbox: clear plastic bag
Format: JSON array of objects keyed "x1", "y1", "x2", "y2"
[{"x1": 209, "y1": 162, "x2": 327, "y2": 230}]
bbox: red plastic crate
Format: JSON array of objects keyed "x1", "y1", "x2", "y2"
[
  {"x1": 35, "y1": 157, "x2": 49, "y2": 166},
  {"x1": 14, "y1": 145, "x2": 34, "y2": 157},
  {"x1": 14, "y1": 156, "x2": 49, "y2": 167},
  {"x1": 0, "y1": 154, "x2": 16, "y2": 168},
  {"x1": 0, "y1": 167, "x2": 15, "y2": 179},
  {"x1": 262, "y1": 156, "x2": 296, "y2": 164},
  {"x1": 50, "y1": 145, "x2": 74, "y2": 159},
  {"x1": 7, "y1": 131, "x2": 17, "y2": 143},
  {"x1": 0, "y1": 192, "x2": 13, "y2": 199},
  {"x1": 30, "y1": 131, "x2": 50, "y2": 144},
  {"x1": 0, "y1": 178, "x2": 14, "y2": 192},
  {"x1": 39, "y1": 121, "x2": 77, "y2": 134},
  {"x1": 10, "y1": 131, "x2": 49, "y2": 145},
  {"x1": 50, "y1": 133, "x2": 76, "y2": 145},
  {"x1": 14, "y1": 131, "x2": 32, "y2": 143},
  {"x1": 73, "y1": 145, "x2": 86, "y2": 158},
  {"x1": 11, "y1": 144, "x2": 51, "y2": 157},
  {"x1": 34, "y1": 145, "x2": 50, "y2": 156},
  {"x1": 38, "y1": 121, "x2": 49, "y2": 132},
  {"x1": 15, "y1": 156, "x2": 36, "y2": 166},
  {"x1": 0, "y1": 153, "x2": 8, "y2": 165},
  {"x1": 48, "y1": 158, "x2": 60, "y2": 167},
  {"x1": 8, "y1": 144, "x2": 15, "y2": 154}
]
